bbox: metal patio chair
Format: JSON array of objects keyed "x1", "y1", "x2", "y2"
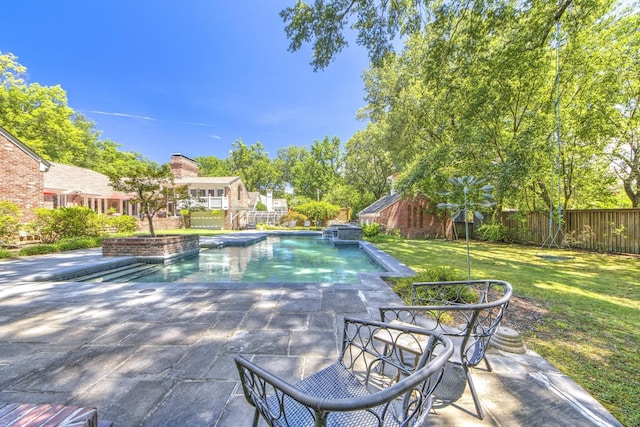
[
  {"x1": 379, "y1": 279, "x2": 512, "y2": 419},
  {"x1": 235, "y1": 317, "x2": 453, "y2": 426}
]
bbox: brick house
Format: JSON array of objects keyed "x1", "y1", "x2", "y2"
[
  {"x1": 43, "y1": 162, "x2": 136, "y2": 215},
  {"x1": 0, "y1": 125, "x2": 51, "y2": 221},
  {"x1": 358, "y1": 191, "x2": 443, "y2": 239},
  {"x1": 170, "y1": 154, "x2": 250, "y2": 230}
]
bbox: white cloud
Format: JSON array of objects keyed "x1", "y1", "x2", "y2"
[
  {"x1": 179, "y1": 121, "x2": 214, "y2": 127},
  {"x1": 210, "y1": 134, "x2": 222, "y2": 140},
  {"x1": 89, "y1": 111, "x2": 155, "y2": 121}
]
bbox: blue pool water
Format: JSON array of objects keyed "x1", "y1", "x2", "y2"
[{"x1": 134, "y1": 236, "x2": 386, "y2": 283}]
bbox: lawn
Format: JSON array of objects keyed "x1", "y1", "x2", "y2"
[{"x1": 373, "y1": 237, "x2": 640, "y2": 427}]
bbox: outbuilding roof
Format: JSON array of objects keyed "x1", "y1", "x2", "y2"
[{"x1": 358, "y1": 192, "x2": 402, "y2": 216}]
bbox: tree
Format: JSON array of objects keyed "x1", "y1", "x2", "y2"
[
  {"x1": 108, "y1": 163, "x2": 185, "y2": 237},
  {"x1": 323, "y1": 183, "x2": 375, "y2": 220},
  {"x1": 604, "y1": 10, "x2": 640, "y2": 206},
  {"x1": 1, "y1": 52, "x2": 149, "y2": 174},
  {"x1": 227, "y1": 139, "x2": 283, "y2": 193},
  {"x1": 280, "y1": 0, "x2": 578, "y2": 71},
  {"x1": 274, "y1": 145, "x2": 311, "y2": 193},
  {"x1": 292, "y1": 136, "x2": 344, "y2": 199},
  {"x1": 194, "y1": 155, "x2": 232, "y2": 177},
  {"x1": 344, "y1": 123, "x2": 394, "y2": 200}
]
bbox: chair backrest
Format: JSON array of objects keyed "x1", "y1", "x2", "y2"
[
  {"x1": 381, "y1": 280, "x2": 512, "y2": 367},
  {"x1": 235, "y1": 317, "x2": 453, "y2": 427},
  {"x1": 337, "y1": 318, "x2": 453, "y2": 425}
]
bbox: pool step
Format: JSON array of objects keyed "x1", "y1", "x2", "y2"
[{"x1": 76, "y1": 264, "x2": 160, "y2": 282}]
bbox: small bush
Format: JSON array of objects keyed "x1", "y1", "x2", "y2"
[
  {"x1": 0, "y1": 201, "x2": 22, "y2": 245},
  {"x1": 18, "y1": 244, "x2": 59, "y2": 256},
  {"x1": 0, "y1": 249, "x2": 14, "y2": 259},
  {"x1": 477, "y1": 223, "x2": 508, "y2": 242},
  {"x1": 55, "y1": 237, "x2": 103, "y2": 251},
  {"x1": 390, "y1": 266, "x2": 465, "y2": 304},
  {"x1": 106, "y1": 215, "x2": 137, "y2": 234},
  {"x1": 280, "y1": 211, "x2": 308, "y2": 226},
  {"x1": 362, "y1": 223, "x2": 380, "y2": 238}
]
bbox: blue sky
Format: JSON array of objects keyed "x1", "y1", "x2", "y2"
[{"x1": 1, "y1": 1, "x2": 371, "y2": 164}]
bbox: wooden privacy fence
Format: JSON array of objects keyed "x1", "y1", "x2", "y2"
[{"x1": 500, "y1": 209, "x2": 640, "y2": 255}]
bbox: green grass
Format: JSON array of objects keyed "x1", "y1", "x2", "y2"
[{"x1": 373, "y1": 237, "x2": 640, "y2": 427}]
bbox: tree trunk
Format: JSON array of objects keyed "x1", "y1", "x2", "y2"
[{"x1": 146, "y1": 210, "x2": 156, "y2": 237}]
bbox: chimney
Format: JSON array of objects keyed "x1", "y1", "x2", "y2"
[
  {"x1": 266, "y1": 189, "x2": 273, "y2": 211},
  {"x1": 170, "y1": 153, "x2": 199, "y2": 179}
]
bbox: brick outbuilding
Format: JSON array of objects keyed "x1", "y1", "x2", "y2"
[{"x1": 358, "y1": 192, "x2": 444, "y2": 239}]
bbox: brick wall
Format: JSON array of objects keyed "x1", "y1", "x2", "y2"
[
  {"x1": 102, "y1": 234, "x2": 199, "y2": 257},
  {"x1": 0, "y1": 132, "x2": 45, "y2": 221},
  {"x1": 135, "y1": 216, "x2": 183, "y2": 232},
  {"x1": 382, "y1": 196, "x2": 443, "y2": 239}
]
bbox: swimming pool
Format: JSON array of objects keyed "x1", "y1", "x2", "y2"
[{"x1": 130, "y1": 235, "x2": 386, "y2": 284}]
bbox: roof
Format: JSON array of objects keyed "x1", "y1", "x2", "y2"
[
  {"x1": 0, "y1": 125, "x2": 51, "y2": 170},
  {"x1": 174, "y1": 176, "x2": 243, "y2": 186},
  {"x1": 358, "y1": 192, "x2": 402, "y2": 216},
  {"x1": 44, "y1": 162, "x2": 130, "y2": 198}
]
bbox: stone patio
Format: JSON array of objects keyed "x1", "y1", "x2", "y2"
[{"x1": 0, "y1": 246, "x2": 623, "y2": 426}]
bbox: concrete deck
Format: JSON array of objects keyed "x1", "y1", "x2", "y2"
[{"x1": 0, "y1": 243, "x2": 623, "y2": 426}]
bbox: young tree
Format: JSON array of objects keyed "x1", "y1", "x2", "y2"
[{"x1": 108, "y1": 163, "x2": 184, "y2": 237}]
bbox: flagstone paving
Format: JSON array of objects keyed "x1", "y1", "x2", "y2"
[{"x1": 0, "y1": 249, "x2": 623, "y2": 426}]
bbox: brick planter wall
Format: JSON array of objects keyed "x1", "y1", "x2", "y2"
[{"x1": 102, "y1": 234, "x2": 199, "y2": 262}]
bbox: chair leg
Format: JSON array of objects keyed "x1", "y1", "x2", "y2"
[
  {"x1": 252, "y1": 408, "x2": 260, "y2": 427},
  {"x1": 464, "y1": 365, "x2": 485, "y2": 420},
  {"x1": 483, "y1": 355, "x2": 493, "y2": 372}
]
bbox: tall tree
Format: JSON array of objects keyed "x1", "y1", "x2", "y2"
[
  {"x1": 194, "y1": 155, "x2": 232, "y2": 177},
  {"x1": 605, "y1": 9, "x2": 640, "y2": 206},
  {"x1": 275, "y1": 145, "x2": 311, "y2": 193},
  {"x1": 0, "y1": 52, "x2": 147, "y2": 173},
  {"x1": 292, "y1": 136, "x2": 344, "y2": 199},
  {"x1": 344, "y1": 122, "x2": 394, "y2": 200},
  {"x1": 227, "y1": 139, "x2": 282, "y2": 193}
]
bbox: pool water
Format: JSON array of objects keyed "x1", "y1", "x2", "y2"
[{"x1": 134, "y1": 236, "x2": 386, "y2": 283}]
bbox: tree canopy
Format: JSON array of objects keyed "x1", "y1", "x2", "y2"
[{"x1": 0, "y1": 52, "x2": 151, "y2": 176}]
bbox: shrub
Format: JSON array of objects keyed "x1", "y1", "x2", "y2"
[
  {"x1": 18, "y1": 244, "x2": 59, "y2": 256},
  {"x1": 0, "y1": 249, "x2": 14, "y2": 259},
  {"x1": 362, "y1": 223, "x2": 380, "y2": 238},
  {"x1": 280, "y1": 211, "x2": 308, "y2": 226},
  {"x1": 294, "y1": 201, "x2": 341, "y2": 225},
  {"x1": 477, "y1": 223, "x2": 508, "y2": 242},
  {"x1": 0, "y1": 201, "x2": 22, "y2": 245},
  {"x1": 32, "y1": 207, "x2": 102, "y2": 243},
  {"x1": 390, "y1": 266, "x2": 465, "y2": 304},
  {"x1": 106, "y1": 215, "x2": 137, "y2": 234},
  {"x1": 55, "y1": 237, "x2": 103, "y2": 251}
]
